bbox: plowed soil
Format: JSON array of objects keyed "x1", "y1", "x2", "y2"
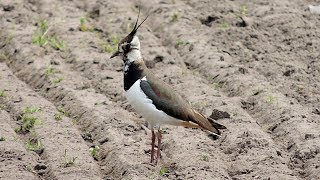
[{"x1": 0, "y1": 0, "x2": 319, "y2": 179}]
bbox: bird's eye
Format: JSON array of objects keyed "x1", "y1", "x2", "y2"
[{"x1": 122, "y1": 43, "x2": 130, "y2": 52}]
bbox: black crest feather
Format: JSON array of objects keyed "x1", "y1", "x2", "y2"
[{"x1": 126, "y1": 8, "x2": 150, "y2": 42}]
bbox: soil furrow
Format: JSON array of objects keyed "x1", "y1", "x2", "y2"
[
  {"x1": 0, "y1": 26, "x2": 232, "y2": 179},
  {"x1": 0, "y1": 63, "x2": 102, "y2": 180},
  {"x1": 1, "y1": 0, "x2": 319, "y2": 179},
  {"x1": 0, "y1": 110, "x2": 41, "y2": 180},
  {"x1": 140, "y1": 0, "x2": 320, "y2": 178},
  {"x1": 0, "y1": 1, "x2": 233, "y2": 179}
]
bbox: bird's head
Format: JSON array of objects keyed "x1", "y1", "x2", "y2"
[{"x1": 110, "y1": 9, "x2": 149, "y2": 60}]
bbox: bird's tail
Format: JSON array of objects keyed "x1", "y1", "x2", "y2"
[
  {"x1": 207, "y1": 117, "x2": 227, "y2": 135},
  {"x1": 192, "y1": 110, "x2": 227, "y2": 135}
]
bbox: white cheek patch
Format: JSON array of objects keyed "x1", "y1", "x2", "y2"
[{"x1": 123, "y1": 64, "x2": 129, "y2": 74}]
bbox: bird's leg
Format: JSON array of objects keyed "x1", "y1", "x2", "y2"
[
  {"x1": 151, "y1": 129, "x2": 155, "y2": 163},
  {"x1": 156, "y1": 128, "x2": 162, "y2": 163}
]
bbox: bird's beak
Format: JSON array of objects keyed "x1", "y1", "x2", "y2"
[{"x1": 110, "y1": 50, "x2": 120, "y2": 59}]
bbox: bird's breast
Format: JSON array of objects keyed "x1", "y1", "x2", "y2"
[{"x1": 125, "y1": 77, "x2": 178, "y2": 127}]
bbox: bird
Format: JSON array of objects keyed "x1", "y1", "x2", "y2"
[{"x1": 110, "y1": 10, "x2": 226, "y2": 164}]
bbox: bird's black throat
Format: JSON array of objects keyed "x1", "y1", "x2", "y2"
[{"x1": 123, "y1": 60, "x2": 144, "y2": 91}]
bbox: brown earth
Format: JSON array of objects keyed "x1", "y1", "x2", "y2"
[{"x1": 0, "y1": 0, "x2": 320, "y2": 179}]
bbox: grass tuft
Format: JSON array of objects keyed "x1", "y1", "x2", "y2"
[
  {"x1": 32, "y1": 19, "x2": 66, "y2": 51},
  {"x1": 16, "y1": 106, "x2": 42, "y2": 133}
]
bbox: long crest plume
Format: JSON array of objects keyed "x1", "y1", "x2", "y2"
[{"x1": 128, "y1": 7, "x2": 150, "y2": 37}]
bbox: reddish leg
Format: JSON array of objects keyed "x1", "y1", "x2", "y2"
[
  {"x1": 150, "y1": 129, "x2": 155, "y2": 163},
  {"x1": 156, "y1": 129, "x2": 162, "y2": 163}
]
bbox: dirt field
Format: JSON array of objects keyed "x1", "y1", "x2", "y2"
[{"x1": 0, "y1": 0, "x2": 319, "y2": 179}]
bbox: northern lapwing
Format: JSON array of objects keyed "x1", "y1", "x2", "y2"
[{"x1": 110, "y1": 10, "x2": 226, "y2": 164}]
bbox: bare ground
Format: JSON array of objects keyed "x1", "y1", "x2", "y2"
[{"x1": 0, "y1": 0, "x2": 319, "y2": 179}]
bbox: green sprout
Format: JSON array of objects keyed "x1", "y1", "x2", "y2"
[
  {"x1": 175, "y1": 39, "x2": 190, "y2": 47},
  {"x1": 0, "y1": 137, "x2": 5, "y2": 141},
  {"x1": 32, "y1": 20, "x2": 49, "y2": 46},
  {"x1": 64, "y1": 149, "x2": 77, "y2": 167},
  {"x1": 26, "y1": 139, "x2": 43, "y2": 152},
  {"x1": 24, "y1": 106, "x2": 41, "y2": 114},
  {"x1": 79, "y1": 17, "x2": 87, "y2": 31},
  {"x1": 79, "y1": 17, "x2": 93, "y2": 32},
  {"x1": 239, "y1": 5, "x2": 248, "y2": 16},
  {"x1": 159, "y1": 167, "x2": 168, "y2": 176},
  {"x1": 266, "y1": 95, "x2": 275, "y2": 103},
  {"x1": 89, "y1": 145, "x2": 100, "y2": 159},
  {"x1": 45, "y1": 66, "x2": 56, "y2": 77},
  {"x1": 200, "y1": 154, "x2": 209, "y2": 162},
  {"x1": 0, "y1": 90, "x2": 5, "y2": 97},
  {"x1": 54, "y1": 113, "x2": 63, "y2": 121},
  {"x1": 218, "y1": 21, "x2": 229, "y2": 29},
  {"x1": 160, "y1": 127, "x2": 170, "y2": 134},
  {"x1": 50, "y1": 36, "x2": 66, "y2": 50},
  {"x1": 57, "y1": 106, "x2": 69, "y2": 116},
  {"x1": 50, "y1": 77, "x2": 64, "y2": 84},
  {"x1": 170, "y1": 11, "x2": 179, "y2": 22},
  {"x1": 212, "y1": 81, "x2": 225, "y2": 89}
]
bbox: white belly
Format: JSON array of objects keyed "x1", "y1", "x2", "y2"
[{"x1": 125, "y1": 77, "x2": 177, "y2": 128}]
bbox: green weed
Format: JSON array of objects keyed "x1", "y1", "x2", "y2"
[
  {"x1": 0, "y1": 137, "x2": 5, "y2": 141},
  {"x1": 64, "y1": 149, "x2": 77, "y2": 167}
]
